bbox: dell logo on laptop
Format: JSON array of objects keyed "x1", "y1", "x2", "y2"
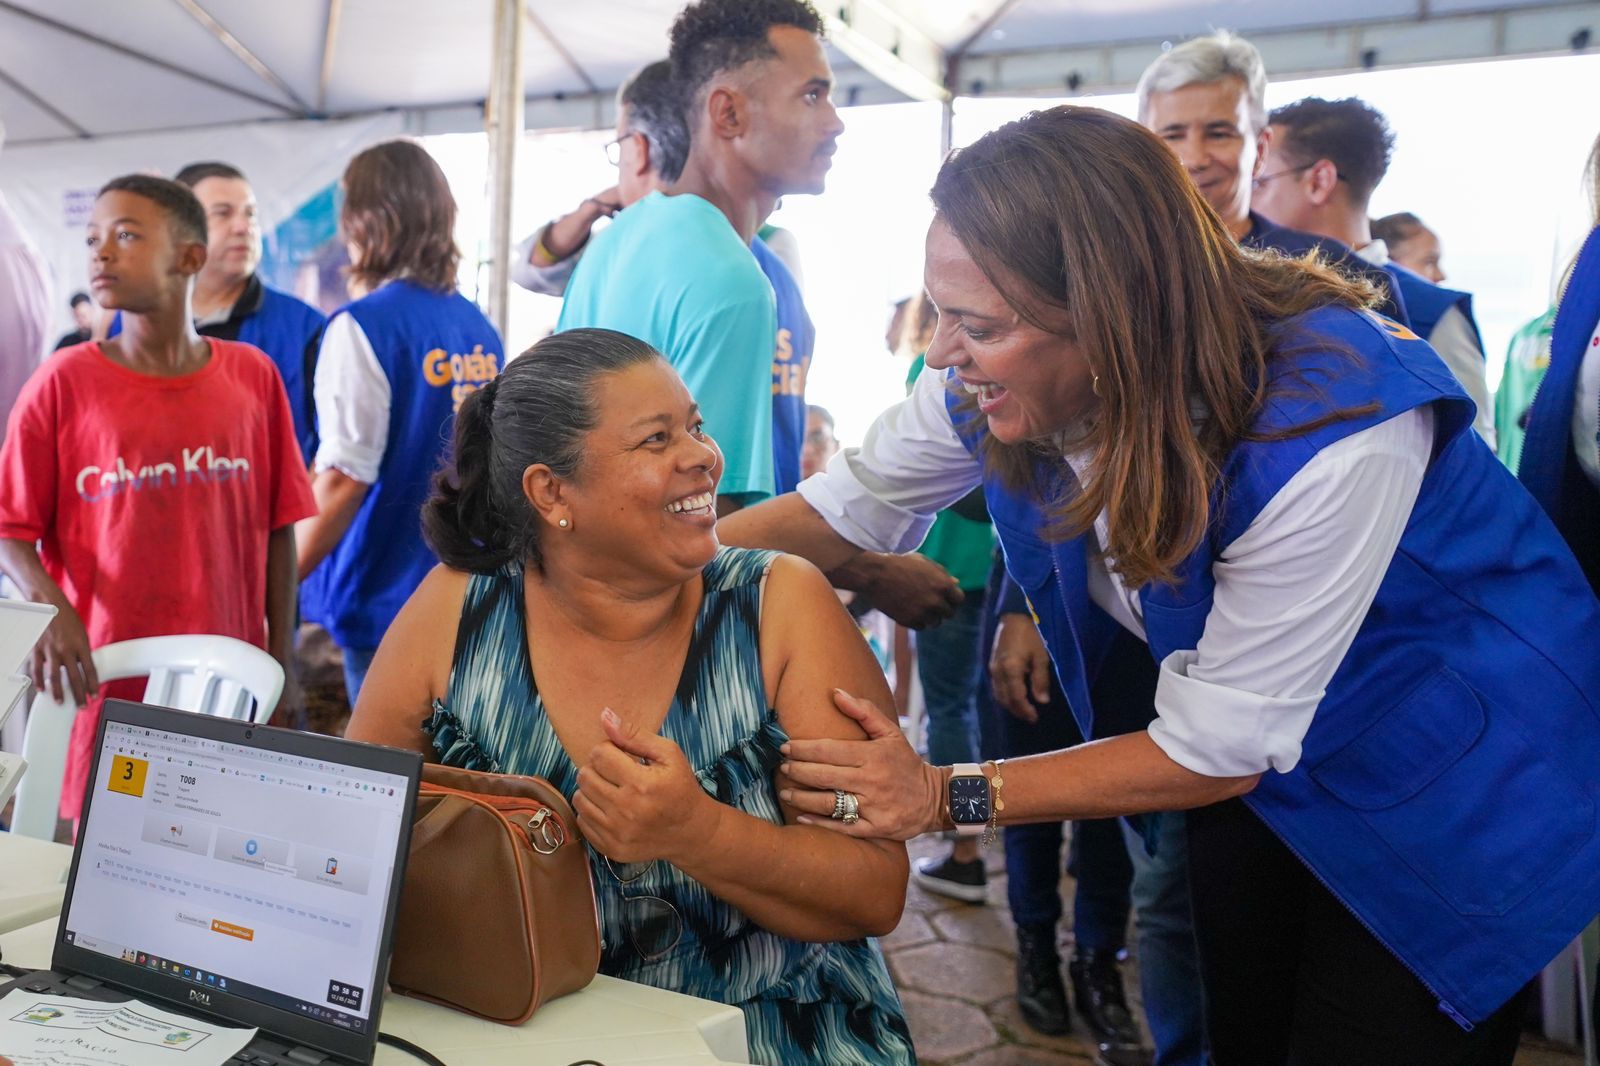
[{"x1": 189, "y1": 989, "x2": 211, "y2": 1007}]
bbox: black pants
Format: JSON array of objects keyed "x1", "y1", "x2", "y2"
[{"x1": 1186, "y1": 798, "x2": 1526, "y2": 1066}]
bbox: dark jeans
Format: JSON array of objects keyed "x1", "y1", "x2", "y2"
[
  {"x1": 987, "y1": 665, "x2": 1132, "y2": 949},
  {"x1": 917, "y1": 591, "x2": 987, "y2": 768},
  {"x1": 980, "y1": 556, "x2": 1205, "y2": 1065},
  {"x1": 341, "y1": 645, "x2": 378, "y2": 709},
  {"x1": 1187, "y1": 798, "x2": 1526, "y2": 1065}
]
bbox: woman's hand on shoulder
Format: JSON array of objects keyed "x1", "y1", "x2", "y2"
[
  {"x1": 778, "y1": 689, "x2": 946, "y2": 842},
  {"x1": 760, "y1": 553, "x2": 936, "y2": 838},
  {"x1": 574, "y1": 708, "x2": 723, "y2": 866}
]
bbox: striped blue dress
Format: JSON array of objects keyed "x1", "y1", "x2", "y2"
[{"x1": 422, "y1": 546, "x2": 915, "y2": 1065}]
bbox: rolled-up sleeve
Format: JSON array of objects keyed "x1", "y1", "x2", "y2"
[
  {"x1": 509, "y1": 228, "x2": 581, "y2": 297},
  {"x1": 1145, "y1": 407, "x2": 1433, "y2": 777},
  {"x1": 796, "y1": 364, "x2": 983, "y2": 553},
  {"x1": 311, "y1": 312, "x2": 390, "y2": 485}
]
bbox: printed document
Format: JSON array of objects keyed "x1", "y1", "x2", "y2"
[{"x1": 0, "y1": 988, "x2": 255, "y2": 1065}]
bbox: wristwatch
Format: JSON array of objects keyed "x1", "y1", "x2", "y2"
[{"x1": 945, "y1": 763, "x2": 991, "y2": 837}]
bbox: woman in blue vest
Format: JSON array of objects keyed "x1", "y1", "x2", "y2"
[
  {"x1": 297, "y1": 140, "x2": 503, "y2": 703},
  {"x1": 722, "y1": 106, "x2": 1600, "y2": 1062},
  {"x1": 1520, "y1": 131, "x2": 1600, "y2": 592}
]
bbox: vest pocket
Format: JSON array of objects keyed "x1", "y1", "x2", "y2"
[{"x1": 1310, "y1": 665, "x2": 1594, "y2": 916}]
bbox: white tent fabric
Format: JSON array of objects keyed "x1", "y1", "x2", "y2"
[
  {"x1": 1, "y1": 0, "x2": 1593, "y2": 333},
  {"x1": 1, "y1": 0, "x2": 1595, "y2": 146},
  {"x1": 0, "y1": 112, "x2": 404, "y2": 339}
]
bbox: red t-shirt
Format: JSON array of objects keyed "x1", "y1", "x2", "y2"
[{"x1": 0, "y1": 340, "x2": 316, "y2": 818}]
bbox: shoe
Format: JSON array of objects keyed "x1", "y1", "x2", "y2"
[
  {"x1": 1014, "y1": 924, "x2": 1071, "y2": 1036},
  {"x1": 911, "y1": 854, "x2": 987, "y2": 903},
  {"x1": 1069, "y1": 948, "x2": 1146, "y2": 1052}
]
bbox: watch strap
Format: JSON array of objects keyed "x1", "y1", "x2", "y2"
[{"x1": 948, "y1": 763, "x2": 987, "y2": 837}]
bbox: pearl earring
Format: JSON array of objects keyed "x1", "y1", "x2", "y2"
[{"x1": 558, "y1": 518, "x2": 569, "y2": 528}]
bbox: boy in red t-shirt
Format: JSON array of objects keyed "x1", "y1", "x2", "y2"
[{"x1": 0, "y1": 175, "x2": 316, "y2": 822}]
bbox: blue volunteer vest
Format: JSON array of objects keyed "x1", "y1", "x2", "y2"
[
  {"x1": 301, "y1": 281, "x2": 503, "y2": 650},
  {"x1": 753, "y1": 237, "x2": 814, "y2": 495},
  {"x1": 1384, "y1": 261, "x2": 1483, "y2": 353},
  {"x1": 955, "y1": 306, "x2": 1600, "y2": 1025},
  {"x1": 1520, "y1": 224, "x2": 1600, "y2": 592},
  {"x1": 1245, "y1": 212, "x2": 1410, "y2": 326},
  {"x1": 236, "y1": 286, "x2": 326, "y2": 463}
]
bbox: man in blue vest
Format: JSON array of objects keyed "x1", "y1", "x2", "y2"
[
  {"x1": 1136, "y1": 32, "x2": 1408, "y2": 325},
  {"x1": 126, "y1": 163, "x2": 326, "y2": 464},
  {"x1": 1253, "y1": 98, "x2": 1495, "y2": 446}
]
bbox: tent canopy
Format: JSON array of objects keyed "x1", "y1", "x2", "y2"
[{"x1": 2, "y1": 0, "x2": 1596, "y2": 146}]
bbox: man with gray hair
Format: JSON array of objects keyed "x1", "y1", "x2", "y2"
[
  {"x1": 1137, "y1": 31, "x2": 1407, "y2": 323},
  {"x1": 0, "y1": 118, "x2": 52, "y2": 435},
  {"x1": 511, "y1": 61, "x2": 689, "y2": 295}
]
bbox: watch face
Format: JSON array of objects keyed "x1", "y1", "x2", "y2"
[{"x1": 948, "y1": 775, "x2": 991, "y2": 826}]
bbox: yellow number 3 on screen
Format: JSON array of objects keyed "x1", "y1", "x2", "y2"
[{"x1": 107, "y1": 755, "x2": 149, "y2": 798}]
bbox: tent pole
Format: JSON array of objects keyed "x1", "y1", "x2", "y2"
[
  {"x1": 485, "y1": 0, "x2": 525, "y2": 341},
  {"x1": 939, "y1": 54, "x2": 957, "y2": 159}
]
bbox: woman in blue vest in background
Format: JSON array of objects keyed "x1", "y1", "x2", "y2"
[
  {"x1": 722, "y1": 106, "x2": 1600, "y2": 1063},
  {"x1": 1520, "y1": 131, "x2": 1600, "y2": 593},
  {"x1": 297, "y1": 140, "x2": 503, "y2": 703}
]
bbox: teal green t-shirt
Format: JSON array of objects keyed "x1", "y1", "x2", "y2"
[
  {"x1": 1495, "y1": 307, "x2": 1555, "y2": 474},
  {"x1": 557, "y1": 192, "x2": 777, "y2": 501}
]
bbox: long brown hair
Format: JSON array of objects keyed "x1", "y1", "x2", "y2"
[
  {"x1": 341, "y1": 140, "x2": 461, "y2": 294},
  {"x1": 931, "y1": 105, "x2": 1376, "y2": 588}
]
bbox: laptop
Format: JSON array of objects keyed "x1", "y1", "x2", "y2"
[{"x1": 0, "y1": 698, "x2": 422, "y2": 1064}]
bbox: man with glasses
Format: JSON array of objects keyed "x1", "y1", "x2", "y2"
[
  {"x1": 1136, "y1": 32, "x2": 1407, "y2": 324},
  {"x1": 1255, "y1": 97, "x2": 1494, "y2": 444}
]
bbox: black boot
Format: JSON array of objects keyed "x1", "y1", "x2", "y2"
[
  {"x1": 1014, "y1": 924, "x2": 1071, "y2": 1036},
  {"x1": 1068, "y1": 948, "x2": 1146, "y2": 1053}
]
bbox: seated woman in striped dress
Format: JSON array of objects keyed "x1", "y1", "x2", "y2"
[{"x1": 347, "y1": 328, "x2": 914, "y2": 1066}]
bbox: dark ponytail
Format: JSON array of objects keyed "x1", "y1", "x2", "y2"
[{"x1": 422, "y1": 328, "x2": 663, "y2": 573}]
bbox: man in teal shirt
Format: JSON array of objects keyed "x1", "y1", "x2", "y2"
[{"x1": 558, "y1": 0, "x2": 844, "y2": 510}]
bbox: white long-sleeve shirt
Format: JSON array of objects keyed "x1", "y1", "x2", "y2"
[
  {"x1": 311, "y1": 312, "x2": 389, "y2": 484},
  {"x1": 798, "y1": 366, "x2": 1431, "y2": 778}
]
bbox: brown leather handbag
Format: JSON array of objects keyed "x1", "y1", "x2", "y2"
[{"x1": 387, "y1": 763, "x2": 601, "y2": 1023}]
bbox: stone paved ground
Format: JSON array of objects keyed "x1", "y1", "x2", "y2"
[{"x1": 885, "y1": 834, "x2": 1584, "y2": 1066}]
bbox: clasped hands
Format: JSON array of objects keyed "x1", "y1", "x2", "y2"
[{"x1": 573, "y1": 707, "x2": 723, "y2": 866}]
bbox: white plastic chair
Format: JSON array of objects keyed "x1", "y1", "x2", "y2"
[{"x1": 9, "y1": 635, "x2": 283, "y2": 840}]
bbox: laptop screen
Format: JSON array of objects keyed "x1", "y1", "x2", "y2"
[{"x1": 60, "y1": 711, "x2": 414, "y2": 1042}]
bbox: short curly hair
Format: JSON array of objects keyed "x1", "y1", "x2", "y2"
[
  {"x1": 669, "y1": 0, "x2": 824, "y2": 117},
  {"x1": 1268, "y1": 96, "x2": 1395, "y2": 205},
  {"x1": 98, "y1": 174, "x2": 206, "y2": 246}
]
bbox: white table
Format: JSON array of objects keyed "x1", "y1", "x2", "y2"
[
  {"x1": 0, "y1": 831, "x2": 71, "y2": 934},
  {"x1": 0, "y1": 833, "x2": 750, "y2": 1064}
]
